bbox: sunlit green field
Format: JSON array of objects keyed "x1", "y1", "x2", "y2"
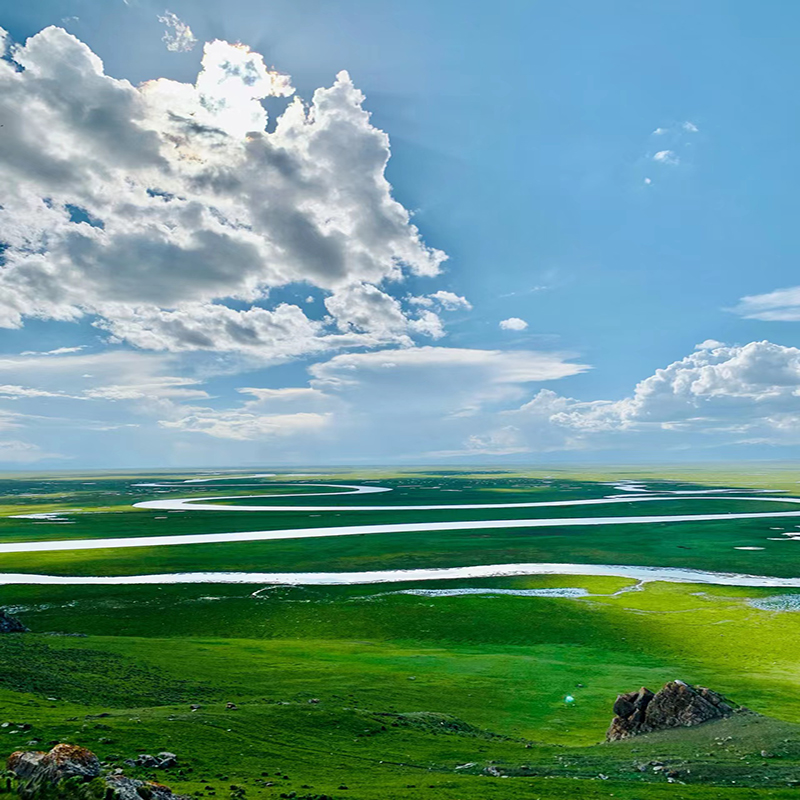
[{"x1": 2, "y1": 467, "x2": 800, "y2": 798}]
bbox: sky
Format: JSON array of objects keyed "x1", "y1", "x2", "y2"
[{"x1": 1, "y1": 0, "x2": 800, "y2": 468}]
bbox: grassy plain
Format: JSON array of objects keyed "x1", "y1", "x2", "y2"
[{"x1": 2, "y1": 468, "x2": 800, "y2": 798}]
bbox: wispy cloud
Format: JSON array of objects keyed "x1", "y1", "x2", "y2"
[
  {"x1": 0, "y1": 384, "x2": 83, "y2": 400},
  {"x1": 653, "y1": 121, "x2": 699, "y2": 136},
  {"x1": 730, "y1": 286, "x2": 800, "y2": 321},
  {"x1": 20, "y1": 346, "x2": 86, "y2": 356},
  {"x1": 158, "y1": 10, "x2": 197, "y2": 52},
  {"x1": 653, "y1": 149, "x2": 679, "y2": 165},
  {"x1": 498, "y1": 286, "x2": 547, "y2": 299}
]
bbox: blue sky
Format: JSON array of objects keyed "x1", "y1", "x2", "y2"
[{"x1": 1, "y1": 0, "x2": 800, "y2": 467}]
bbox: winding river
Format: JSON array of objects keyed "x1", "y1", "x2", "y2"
[{"x1": 2, "y1": 479, "x2": 800, "y2": 589}]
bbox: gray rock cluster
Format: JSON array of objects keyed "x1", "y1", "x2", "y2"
[
  {"x1": 7, "y1": 744, "x2": 188, "y2": 800},
  {"x1": 106, "y1": 774, "x2": 183, "y2": 800},
  {"x1": 126, "y1": 752, "x2": 178, "y2": 770},
  {"x1": 607, "y1": 680, "x2": 735, "y2": 741}
]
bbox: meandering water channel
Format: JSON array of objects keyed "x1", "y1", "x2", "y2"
[{"x1": 3, "y1": 480, "x2": 800, "y2": 588}]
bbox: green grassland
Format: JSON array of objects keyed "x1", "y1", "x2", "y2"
[
  {"x1": 4, "y1": 579, "x2": 800, "y2": 798},
  {"x1": 1, "y1": 471, "x2": 800, "y2": 580},
  {"x1": 2, "y1": 468, "x2": 800, "y2": 798}
]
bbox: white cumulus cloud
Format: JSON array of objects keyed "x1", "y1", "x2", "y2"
[
  {"x1": 508, "y1": 340, "x2": 800, "y2": 446},
  {"x1": 428, "y1": 291, "x2": 472, "y2": 311},
  {"x1": 0, "y1": 27, "x2": 447, "y2": 359},
  {"x1": 499, "y1": 317, "x2": 528, "y2": 331},
  {"x1": 415, "y1": 340, "x2": 800, "y2": 459}
]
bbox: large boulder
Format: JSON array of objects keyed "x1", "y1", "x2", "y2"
[
  {"x1": 9, "y1": 744, "x2": 100, "y2": 782},
  {"x1": 41, "y1": 744, "x2": 102, "y2": 780},
  {"x1": 0, "y1": 609, "x2": 28, "y2": 633},
  {"x1": 606, "y1": 680, "x2": 735, "y2": 741}
]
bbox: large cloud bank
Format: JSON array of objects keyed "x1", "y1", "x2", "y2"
[
  {"x1": 148, "y1": 340, "x2": 800, "y2": 457},
  {"x1": 0, "y1": 26, "x2": 449, "y2": 358},
  {"x1": 1, "y1": 338, "x2": 800, "y2": 463}
]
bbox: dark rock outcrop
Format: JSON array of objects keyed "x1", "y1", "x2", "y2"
[
  {"x1": 608, "y1": 686, "x2": 654, "y2": 739},
  {"x1": 8, "y1": 744, "x2": 188, "y2": 800},
  {"x1": 607, "y1": 680, "x2": 735, "y2": 741},
  {"x1": 0, "y1": 609, "x2": 28, "y2": 633}
]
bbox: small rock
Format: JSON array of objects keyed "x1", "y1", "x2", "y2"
[
  {"x1": 0, "y1": 609, "x2": 28, "y2": 633},
  {"x1": 136, "y1": 754, "x2": 160, "y2": 768}
]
